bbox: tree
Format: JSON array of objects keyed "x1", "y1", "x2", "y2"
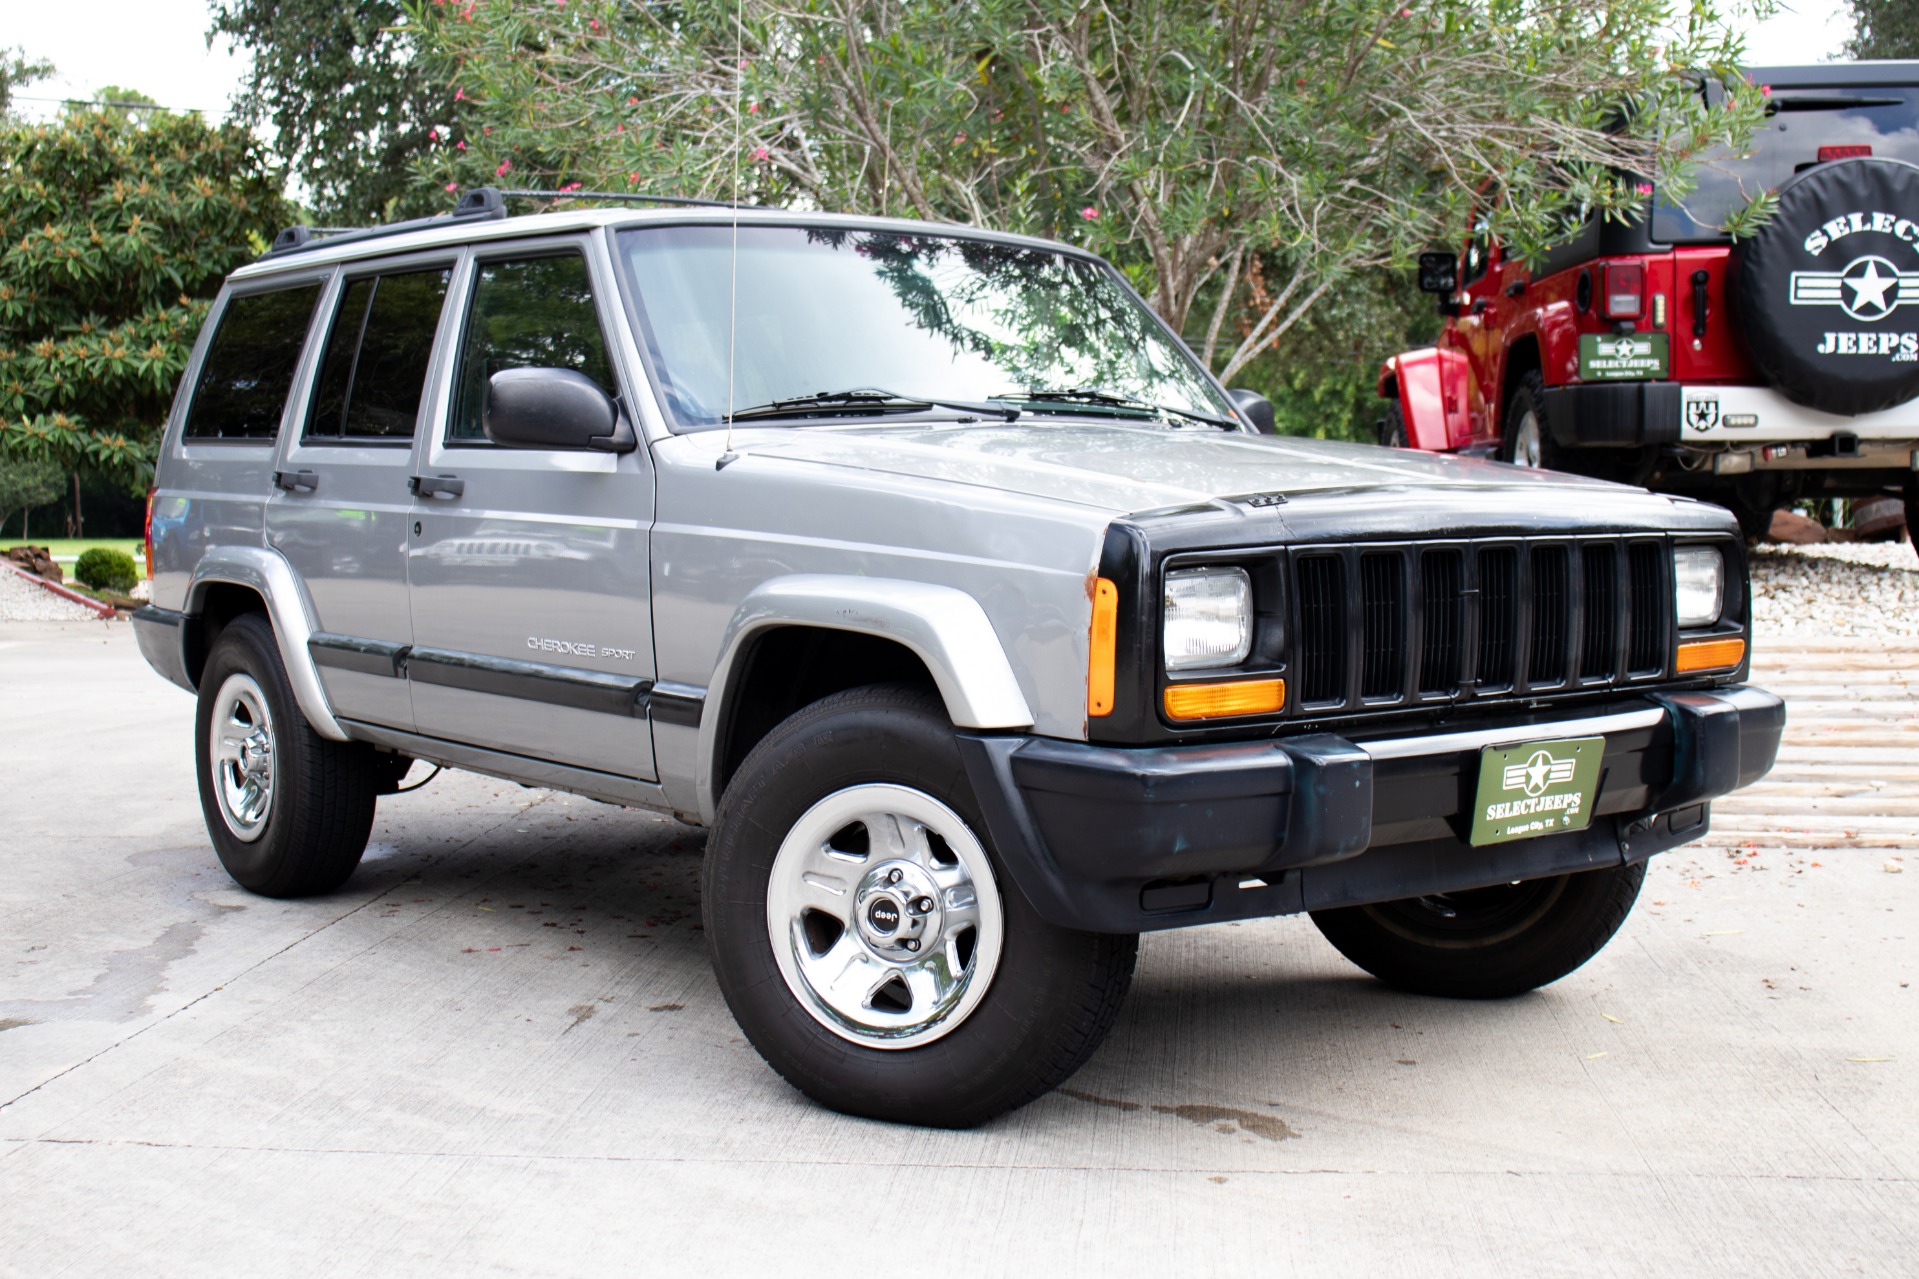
[
  {"x1": 1, "y1": 46, "x2": 54, "y2": 121},
  {"x1": 1846, "y1": 0, "x2": 1919, "y2": 59},
  {"x1": 0, "y1": 109, "x2": 289, "y2": 484},
  {"x1": 0, "y1": 457, "x2": 63, "y2": 536},
  {"x1": 210, "y1": 0, "x2": 469, "y2": 223},
  {"x1": 412, "y1": 0, "x2": 1765, "y2": 382}
]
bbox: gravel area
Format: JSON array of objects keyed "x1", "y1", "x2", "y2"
[
  {"x1": 1750, "y1": 537, "x2": 1919, "y2": 639},
  {"x1": 0, "y1": 565, "x2": 103, "y2": 622}
]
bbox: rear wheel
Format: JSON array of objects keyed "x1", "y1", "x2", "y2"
[
  {"x1": 194, "y1": 612, "x2": 378, "y2": 897},
  {"x1": 704, "y1": 683, "x2": 1138, "y2": 1127},
  {"x1": 1498, "y1": 369, "x2": 1552, "y2": 469},
  {"x1": 1308, "y1": 861, "x2": 1645, "y2": 999},
  {"x1": 1378, "y1": 401, "x2": 1409, "y2": 448}
]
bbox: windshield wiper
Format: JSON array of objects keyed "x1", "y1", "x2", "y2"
[
  {"x1": 724, "y1": 387, "x2": 1016, "y2": 424},
  {"x1": 995, "y1": 385, "x2": 1238, "y2": 430}
]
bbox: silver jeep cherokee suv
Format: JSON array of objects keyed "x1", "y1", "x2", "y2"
[{"x1": 134, "y1": 189, "x2": 1784, "y2": 1127}]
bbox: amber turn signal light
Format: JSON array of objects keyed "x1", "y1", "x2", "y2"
[
  {"x1": 1163, "y1": 677, "x2": 1285, "y2": 721},
  {"x1": 1675, "y1": 637, "x2": 1745, "y2": 673},
  {"x1": 1087, "y1": 577, "x2": 1118, "y2": 717}
]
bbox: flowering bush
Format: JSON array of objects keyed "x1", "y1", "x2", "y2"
[{"x1": 0, "y1": 110, "x2": 287, "y2": 484}]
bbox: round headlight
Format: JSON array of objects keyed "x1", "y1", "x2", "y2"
[
  {"x1": 1673, "y1": 546, "x2": 1724, "y2": 628},
  {"x1": 1164, "y1": 566, "x2": 1253, "y2": 670}
]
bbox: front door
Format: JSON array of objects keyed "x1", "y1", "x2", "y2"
[
  {"x1": 404, "y1": 242, "x2": 658, "y2": 781},
  {"x1": 266, "y1": 256, "x2": 457, "y2": 730}
]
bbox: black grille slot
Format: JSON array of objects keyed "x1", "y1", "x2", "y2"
[
  {"x1": 1296, "y1": 555, "x2": 1346, "y2": 703},
  {"x1": 1580, "y1": 543, "x2": 1618, "y2": 681},
  {"x1": 1528, "y1": 545, "x2": 1569, "y2": 686},
  {"x1": 1476, "y1": 547, "x2": 1517, "y2": 690},
  {"x1": 1359, "y1": 553, "x2": 1404, "y2": 700},
  {"x1": 1419, "y1": 549, "x2": 1463, "y2": 695},
  {"x1": 1627, "y1": 541, "x2": 1666, "y2": 675}
]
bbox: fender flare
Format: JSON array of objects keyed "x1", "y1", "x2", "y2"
[
  {"x1": 187, "y1": 547, "x2": 349, "y2": 742},
  {"x1": 1380, "y1": 347, "x2": 1472, "y2": 452},
  {"x1": 695, "y1": 575, "x2": 1035, "y2": 821}
]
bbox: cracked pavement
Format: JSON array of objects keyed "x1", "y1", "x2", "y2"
[{"x1": 1, "y1": 619, "x2": 1914, "y2": 1276}]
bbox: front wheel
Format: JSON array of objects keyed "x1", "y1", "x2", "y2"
[
  {"x1": 1308, "y1": 861, "x2": 1645, "y2": 999},
  {"x1": 704, "y1": 683, "x2": 1138, "y2": 1127}
]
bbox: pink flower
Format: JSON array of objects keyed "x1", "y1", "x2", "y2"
[
  {"x1": 456, "y1": 140, "x2": 466, "y2": 150},
  {"x1": 483, "y1": 126, "x2": 491, "y2": 134},
  {"x1": 739, "y1": 58, "x2": 749, "y2": 69},
  {"x1": 496, "y1": 159, "x2": 512, "y2": 176},
  {"x1": 455, "y1": 88, "x2": 466, "y2": 102},
  {"x1": 561, "y1": 181, "x2": 581, "y2": 192},
  {"x1": 752, "y1": 146, "x2": 770, "y2": 161},
  {"x1": 628, "y1": 96, "x2": 639, "y2": 105},
  {"x1": 1760, "y1": 84, "x2": 1772, "y2": 97},
  {"x1": 589, "y1": 18, "x2": 599, "y2": 30},
  {"x1": 614, "y1": 124, "x2": 624, "y2": 133},
  {"x1": 1399, "y1": 6, "x2": 1411, "y2": 14},
  {"x1": 1635, "y1": 182, "x2": 1653, "y2": 195},
  {"x1": 445, "y1": 182, "x2": 458, "y2": 192},
  {"x1": 954, "y1": 131, "x2": 966, "y2": 144},
  {"x1": 629, "y1": 172, "x2": 640, "y2": 183},
  {"x1": 748, "y1": 102, "x2": 759, "y2": 114},
  {"x1": 428, "y1": 128, "x2": 440, "y2": 141},
  {"x1": 1080, "y1": 206, "x2": 1099, "y2": 220}
]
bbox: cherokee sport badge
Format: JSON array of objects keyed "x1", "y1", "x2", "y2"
[{"x1": 1469, "y1": 736, "x2": 1605, "y2": 846}]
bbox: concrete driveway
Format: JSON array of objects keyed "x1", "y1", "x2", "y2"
[{"x1": 2, "y1": 620, "x2": 1913, "y2": 1277}]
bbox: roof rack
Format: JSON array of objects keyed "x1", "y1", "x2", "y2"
[
  {"x1": 259, "y1": 185, "x2": 751, "y2": 261},
  {"x1": 260, "y1": 187, "x2": 509, "y2": 260},
  {"x1": 496, "y1": 188, "x2": 749, "y2": 210}
]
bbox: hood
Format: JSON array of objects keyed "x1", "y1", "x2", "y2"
[{"x1": 721, "y1": 419, "x2": 1642, "y2": 515}]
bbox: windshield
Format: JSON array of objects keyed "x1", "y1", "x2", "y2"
[
  {"x1": 614, "y1": 224, "x2": 1231, "y2": 429},
  {"x1": 1654, "y1": 85, "x2": 1919, "y2": 242}
]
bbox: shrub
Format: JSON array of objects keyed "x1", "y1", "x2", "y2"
[{"x1": 74, "y1": 546, "x2": 138, "y2": 593}]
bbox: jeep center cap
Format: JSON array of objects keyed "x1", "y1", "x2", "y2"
[{"x1": 1728, "y1": 156, "x2": 1919, "y2": 416}]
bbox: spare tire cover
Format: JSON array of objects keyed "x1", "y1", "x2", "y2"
[{"x1": 1728, "y1": 157, "x2": 1919, "y2": 416}]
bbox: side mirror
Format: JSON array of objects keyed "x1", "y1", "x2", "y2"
[
  {"x1": 484, "y1": 367, "x2": 635, "y2": 453},
  {"x1": 1227, "y1": 387, "x2": 1276, "y2": 435},
  {"x1": 1417, "y1": 251, "x2": 1458, "y2": 295}
]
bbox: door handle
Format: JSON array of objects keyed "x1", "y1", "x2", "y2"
[
  {"x1": 409, "y1": 474, "x2": 465, "y2": 500},
  {"x1": 273, "y1": 469, "x2": 320, "y2": 494},
  {"x1": 1691, "y1": 270, "x2": 1710, "y2": 339}
]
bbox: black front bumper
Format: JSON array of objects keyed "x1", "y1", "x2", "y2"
[{"x1": 957, "y1": 685, "x2": 1783, "y2": 934}]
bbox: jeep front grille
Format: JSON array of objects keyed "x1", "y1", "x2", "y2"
[{"x1": 1289, "y1": 537, "x2": 1670, "y2": 713}]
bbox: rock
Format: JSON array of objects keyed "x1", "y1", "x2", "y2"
[
  {"x1": 3, "y1": 545, "x2": 63, "y2": 582},
  {"x1": 1766, "y1": 510, "x2": 1827, "y2": 545}
]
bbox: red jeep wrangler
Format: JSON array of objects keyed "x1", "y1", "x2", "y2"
[{"x1": 1378, "y1": 62, "x2": 1919, "y2": 540}]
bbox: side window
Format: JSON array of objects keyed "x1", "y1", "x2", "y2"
[
  {"x1": 305, "y1": 266, "x2": 452, "y2": 442},
  {"x1": 1460, "y1": 219, "x2": 1494, "y2": 288},
  {"x1": 182, "y1": 284, "x2": 322, "y2": 441},
  {"x1": 448, "y1": 254, "x2": 615, "y2": 442}
]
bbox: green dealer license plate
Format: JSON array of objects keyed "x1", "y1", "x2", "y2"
[
  {"x1": 1577, "y1": 332, "x2": 1669, "y2": 381},
  {"x1": 1469, "y1": 737, "x2": 1606, "y2": 846}
]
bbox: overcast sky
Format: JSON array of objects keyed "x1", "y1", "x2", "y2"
[{"x1": 2, "y1": 0, "x2": 1867, "y2": 126}]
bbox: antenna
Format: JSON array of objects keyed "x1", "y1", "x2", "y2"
[{"x1": 716, "y1": 0, "x2": 746, "y2": 471}]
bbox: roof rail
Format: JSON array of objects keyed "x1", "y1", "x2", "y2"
[
  {"x1": 258, "y1": 187, "x2": 509, "y2": 261},
  {"x1": 496, "y1": 187, "x2": 749, "y2": 210}
]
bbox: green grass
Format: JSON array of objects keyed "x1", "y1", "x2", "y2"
[{"x1": 3, "y1": 537, "x2": 148, "y2": 578}]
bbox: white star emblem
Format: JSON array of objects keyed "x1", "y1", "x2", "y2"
[
  {"x1": 1526, "y1": 758, "x2": 1551, "y2": 792},
  {"x1": 1843, "y1": 257, "x2": 1899, "y2": 318}
]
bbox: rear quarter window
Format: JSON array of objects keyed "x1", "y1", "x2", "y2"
[{"x1": 182, "y1": 283, "x2": 323, "y2": 442}]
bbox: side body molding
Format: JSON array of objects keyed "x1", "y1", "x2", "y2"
[
  {"x1": 187, "y1": 546, "x2": 350, "y2": 741},
  {"x1": 695, "y1": 575, "x2": 1036, "y2": 820}
]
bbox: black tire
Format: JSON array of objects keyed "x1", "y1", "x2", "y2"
[
  {"x1": 1378, "y1": 401, "x2": 1409, "y2": 448},
  {"x1": 1308, "y1": 861, "x2": 1645, "y2": 999},
  {"x1": 194, "y1": 612, "x2": 378, "y2": 897},
  {"x1": 1497, "y1": 368, "x2": 1553, "y2": 468},
  {"x1": 703, "y1": 682, "x2": 1138, "y2": 1128}
]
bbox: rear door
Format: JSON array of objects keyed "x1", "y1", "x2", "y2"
[
  {"x1": 403, "y1": 239, "x2": 658, "y2": 780},
  {"x1": 266, "y1": 255, "x2": 457, "y2": 731}
]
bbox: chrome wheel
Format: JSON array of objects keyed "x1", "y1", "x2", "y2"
[
  {"x1": 765, "y1": 783, "x2": 1004, "y2": 1048},
  {"x1": 1509, "y1": 407, "x2": 1544, "y2": 468},
  {"x1": 208, "y1": 671, "x2": 276, "y2": 842}
]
